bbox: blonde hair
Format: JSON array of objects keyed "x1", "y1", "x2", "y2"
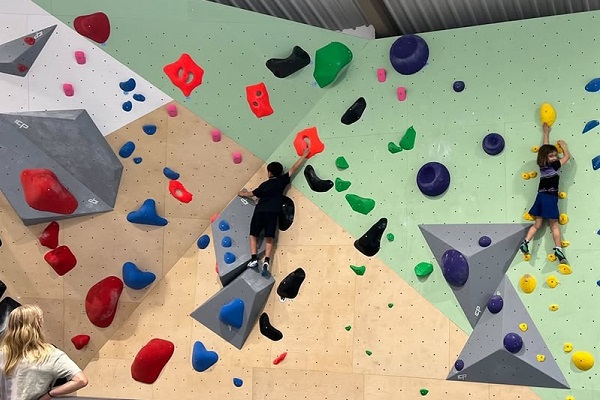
[{"x1": 1, "y1": 305, "x2": 53, "y2": 375}]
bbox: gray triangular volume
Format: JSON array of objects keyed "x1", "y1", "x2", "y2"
[
  {"x1": 190, "y1": 268, "x2": 274, "y2": 349},
  {"x1": 419, "y1": 223, "x2": 530, "y2": 328},
  {"x1": 448, "y1": 276, "x2": 569, "y2": 389},
  {"x1": 211, "y1": 196, "x2": 265, "y2": 286},
  {"x1": 0, "y1": 25, "x2": 56, "y2": 77}
]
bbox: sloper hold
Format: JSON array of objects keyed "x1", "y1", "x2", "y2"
[
  {"x1": 0, "y1": 25, "x2": 56, "y2": 77},
  {"x1": 20, "y1": 169, "x2": 78, "y2": 214},
  {"x1": 304, "y1": 165, "x2": 333, "y2": 192},
  {"x1": 341, "y1": 97, "x2": 366, "y2": 125},
  {"x1": 278, "y1": 195, "x2": 295, "y2": 231},
  {"x1": 131, "y1": 338, "x2": 175, "y2": 384},
  {"x1": 354, "y1": 218, "x2": 387, "y2": 257},
  {"x1": 192, "y1": 341, "x2": 219, "y2": 372},
  {"x1": 313, "y1": 42, "x2": 353, "y2": 88},
  {"x1": 277, "y1": 267, "x2": 306, "y2": 299},
  {"x1": 266, "y1": 46, "x2": 311, "y2": 78},
  {"x1": 44, "y1": 245, "x2": 77, "y2": 276},
  {"x1": 85, "y1": 276, "x2": 124, "y2": 328}
]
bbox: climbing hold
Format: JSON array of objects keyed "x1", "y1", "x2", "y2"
[
  {"x1": 453, "y1": 81, "x2": 465, "y2": 92},
  {"x1": 163, "y1": 167, "x2": 180, "y2": 180},
  {"x1": 233, "y1": 378, "x2": 243, "y2": 387},
  {"x1": 414, "y1": 262, "x2": 434, "y2": 277},
  {"x1": 85, "y1": 276, "x2": 123, "y2": 328},
  {"x1": 416, "y1": 162, "x2": 451, "y2": 197},
  {"x1": 122, "y1": 261, "x2": 156, "y2": 290},
  {"x1": 546, "y1": 275, "x2": 559, "y2": 288},
  {"x1": 277, "y1": 267, "x2": 306, "y2": 299},
  {"x1": 388, "y1": 303, "x2": 394, "y2": 308},
  {"x1": 119, "y1": 141, "x2": 135, "y2": 158},
  {"x1": 454, "y1": 359, "x2": 464, "y2": 371},
  {"x1": 487, "y1": 294, "x2": 503, "y2": 314},
  {"x1": 232, "y1": 151, "x2": 243, "y2": 164},
  {"x1": 142, "y1": 124, "x2": 157, "y2": 135},
  {"x1": 350, "y1": 265, "x2": 366, "y2": 276},
  {"x1": 313, "y1": 42, "x2": 353, "y2": 88},
  {"x1": 528, "y1": 171, "x2": 537, "y2": 179},
  {"x1": 259, "y1": 312, "x2": 283, "y2": 341},
  {"x1": 165, "y1": 104, "x2": 178, "y2": 117},
  {"x1": 63, "y1": 83, "x2": 74, "y2": 97},
  {"x1": 559, "y1": 213, "x2": 569, "y2": 225},
  {"x1": 354, "y1": 218, "x2": 387, "y2": 257},
  {"x1": 279, "y1": 196, "x2": 295, "y2": 231},
  {"x1": 192, "y1": 341, "x2": 219, "y2": 372},
  {"x1": 224, "y1": 252, "x2": 236, "y2": 264},
  {"x1": 44, "y1": 246, "x2": 77, "y2": 276},
  {"x1": 131, "y1": 338, "x2": 175, "y2": 384},
  {"x1": 197, "y1": 234, "x2": 210, "y2": 249},
  {"x1": 163, "y1": 53, "x2": 204, "y2": 97},
  {"x1": 420, "y1": 388, "x2": 429, "y2": 396},
  {"x1": 304, "y1": 165, "x2": 333, "y2": 192},
  {"x1": 377, "y1": 68, "x2": 386, "y2": 82},
  {"x1": 345, "y1": 194, "x2": 375, "y2": 215},
  {"x1": 532, "y1": 146, "x2": 540, "y2": 153},
  {"x1": 122, "y1": 101, "x2": 132, "y2": 112},
  {"x1": 536, "y1": 354, "x2": 546, "y2": 362},
  {"x1": 397, "y1": 87, "x2": 407, "y2": 101},
  {"x1": 503, "y1": 332, "x2": 523, "y2": 353},
  {"x1": 585, "y1": 77, "x2": 600, "y2": 92},
  {"x1": 388, "y1": 142, "x2": 403, "y2": 154},
  {"x1": 73, "y1": 12, "x2": 110, "y2": 44},
  {"x1": 549, "y1": 304, "x2": 559, "y2": 311},
  {"x1": 71, "y1": 334, "x2": 90, "y2": 350},
  {"x1": 519, "y1": 274, "x2": 537, "y2": 294},
  {"x1": 592, "y1": 155, "x2": 600, "y2": 171},
  {"x1": 341, "y1": 97, "x2": 367, "y2": 125},
  {"x1": 335, "y1": 177, "x2": 351, "y2": 192},
  {"x1": 273, "y1": 352, "x2": 287, "y2": 365},
  {"x1": 441, "y1": 249, "x2": 469, "y2": 287},
  {"x1": 400, "y1": 126, "x2": 417, "y2": 150},
  {"x1": 556, "y1": 141, "x2": 564, "y2": 154},
  {"x1": 558, "y1": 263, "x2": 572, "y2": 275},
  {"x1": 478, "y1": 236, "x2": 491, "y2": 247},
  {"x1": 74, "y1": 50, "x2": 86, "y2": 65},
  {"x1": 20, "y1": 169, "x2": 78, "y2": 214},
  {"x1": 365, "y1": 350, "x2": 373, "y2": 356},
  {"x1": 119, "y1": 78, "x2": 136, "y2": 93},
  {"x1": 127, "y1": 199, "x2": 168, "y2": 226},
  {"x1": 221, "y1": 236, "x2": 232, "y2": 248},
  {"x1": 168, "y1": 180, "x2": 193, "y2": 203},
  {"x1": 219, "y1": 298, "x2": 244, "y2": 329},
  {"x1": 565, "y1": 396, "x2": 575, "y2": 400},
  {"x1": 39, "y1": 221, "x2": 59, "y2": 249},
  {"x1": 582, "y1": 120, "x2": 599, "y2": 134},
  {"x1": 519, "y1": 323, "x2": 528, "y2": 332},
  {"x1": 521, "y1": 172, "x2": 530, "y2": 180},
  {"x1": 345, "y1": 325, "x2": 352, "y2": 331},
  {"x1": 133, "y1": 93, "x2": 145, "y2": 102},
  {"x1": 387, "y1": 233, "x2": 394, "y2": 241},
  {"x1": 245, "y1": 82, "x2": 273, "y2": 118},
  {"x1": 389, "y1": 34, "x2": 429, "y2": 75},
  {"x1": 219, "y1": 220, "x2": 230, "y2": 231},
  {"x1": 266, "y1": 45, "x2": 311, "y2": 78},
  {"x1": 572, "y1": 351, "x2": 594, "y2": 371},
  {"x1": 294, "y1": 126, "x2": 325, "y2": 159},
  {"x1": 211, "y1": 129, "x2": 221, "y2": 142},
  {"x1": 523, "y1": 212, "x2": 535, "y2": 221},
  {"x1": 559, "y1": 192, "x2": 567, "y2": 199},
  {"x1": 563, "y1": 343, "x2": 573, "y2": 353},
  {"x1": 133, "y1": 157, "x2": 142, "y2": 164},
  {"x1": 561, "y1": 240, "x2": 570, "y2": 247},
  {"x1": 482, "y1": 133, "x2": 505, "y2": 155},
  {"x1": 333, "y1": 158, "x2": 350, "y2": 172},
  {"x1": 540, "y1": 102, "x2": 557, "y2": 126}
]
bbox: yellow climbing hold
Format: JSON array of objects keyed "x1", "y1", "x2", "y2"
[
  {"x1": 540, "y1": 102, "x2": 557, "y2": 126},
  {"x1": 521, "y1": 172, "x2": 531, "y2": 180},
  {"x1": 523, "y1": 212, "x2": 535, "y2": 221},
  {"x1": 565, "y1": 396, "x2": 575, "y2": 400},
  {"x1": 519, "y1": 323, "x2": 528, "y2": 332},
  {"x1": 559, "y1": 191, "x2": 567, "y2": 199},
  {"x1": 549, "y1": 304, "x2": 559, "y2": 311},
  {"x1": 561, "y1": 240, "x2": 570, "y2": 248},
  {"x1": 545, "y1": 275, "x2": 559, "y2": 288},
  {"x1": 523, "y1": 253, "x2": 531, "y2": 261},
  {"x1": 563, "y1": 343, "x2": 573, "y2": 353},
  {"x1": 559, "y1": 213, "x2": 569, "y2": 225},
  {"x1": 519, "y1": 274, "x2": 537, "y2": 293},
  {"x1": 571, "y1": 351, "x2": 594, "y2": 371},
  {"x1": 528, "y1": 171, "x2": 538, "y2": 179},
  {"x1": 556, "y1": 141, "x2": 564, "y2": 154},
  {"x1": 531, "y1": 145, "x2": 539, "y2": 153},
  {"x1": 547, "y1": 254, "x2": 557, "y2": 262},
  {"x1": 536, "y1": 354, "x2": 546, "y2": 362},
  {"x1": 558, "y1": 264, "x2": 572, "y2": 275}
]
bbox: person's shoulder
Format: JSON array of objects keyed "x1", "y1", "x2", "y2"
[{"x1": 552, "y1": 160, "x2": 562, "y2": 169}]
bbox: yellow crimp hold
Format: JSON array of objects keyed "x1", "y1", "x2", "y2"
[
  {"x1": 561, "y1": 240, "x2": 570, "y2": 248},
  {"x1": 521, "y1": 172, "x2": 530, "y2": 180},
  {"x1": 559, "y1": 213, "x2": 569, "y2": 225},
  {"x1": 563, "y1": 343, "x2": 573, "y2": 353},
  {"x1": 547, "y1": 254, "x2": 557, "y2": 262},
  {"x1": 523, "y1": 212, "x2": 535, "y2": 221},
  {"x1": 559, "y1": 191, "x2": 567, "y2": 199},
  {"x1": 556, "y1": 141, "x2": 563, "y2": 154},
  {"x1": 528, "y1": 171, "x2": 537, "y2": 178},
  {"x1": 549, "y1": 304, "x2": 559, "y2": 311},
  {"x1": 519, "y1": 274, "x2": 537, "y2": 294},
  {"x1": 531, "y1": 145, "x2": 539, "y2": 153},
  {"x1": 558, "y1": 263, "x2": 572, "y2": 275},
  {"x1": 519, "y1": 323, "x2": 528, "y2": 332},
  {"x1": 523, "y1": 253, "x2": 531, "y2": 261},
  {"x1": 537, "y1": 354, "x2": 546, "y2": 362},
  {"x1": 565, "y1": 396, "x2": 575, "y2": 400},
  {"x1": 545, "y1": 275, "x2": 559, "y2": 288}
]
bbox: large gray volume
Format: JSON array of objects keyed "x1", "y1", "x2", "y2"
[
  {"x1": 0, "y1": 25, "x2": 56, "y2": 77},
  {"x1": 448, "y1": 276, "x2": 569, "y2": 389},
  {"x1": 0, "y1": 110, "x2": 123, "y2": 226},
  {"x1": 419, "y1": 223, "x2": 530, "y2": 328},
  {"x1": 190, "y1": 268, "x2": 274, "y2": 349}
]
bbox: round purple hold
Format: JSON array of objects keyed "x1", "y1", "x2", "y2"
[
  {"x1": 416, "y1": 162, "x2": 451, "y2": 197},
  {"x1": 503, "y1": 332, "x2": 523, "y2": 354},
  {"x1": 487, "y1": 294, "x2": 504, "y2": 314},
  {"x1": 453, "y1": 80, "x2": 465, "y2": 92},
  {"x1": 478, "y1": 236, "x2": 492, "y2": 247},
  {"x1": 482, "y1": 133, "x2": 505, "y2": 156},
  {"x1": 454, "y1": 359, "x2": 465, "y2": 371},
  {"x1": 389, "y1": 34, "x2": 429, "y2": 75},
  {"x1": 441, "y1": 249, "x2": 469, "y2": 287}
]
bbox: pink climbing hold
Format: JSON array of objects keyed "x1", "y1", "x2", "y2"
[
  {"x1": 131, "y1": 338, "x2": 175, "y2": 384},
  {"x1": 85, "y1": 276, "x2": 124, "y2": 328},
  {"x1": 397, "y1": 87, "x2": 407, "y2": 101},
  {"x1": 44, "y1": 245, "x2": 77, "y2": 276},
  {"x1": 63, "y1": 83, "x2": 74, "y2": 97},
  {"x1": 39, "y1": 221, "x2": 59, "y2": 249},
  {"x1": 211, "y1": 129, "x2": 222, "y2": 142},
  {"x1": 210, "y1": 213, "x2": 219, "y2": 223},
  {"x1": 377, "y1": 68, "x2": 386, "y2": 82},
  {"x1": 165, "y1": 104, "x2": 178, "y2": 117},
  {"x1": 74, "y1": 51, "x2": 86, "y2": 65},
  {"x1": 232, "y1": 151, "x2": 243, "y2": 164},
  {"x1": 71, "y1": 334, "x2": 90, "y2": 350},
  {"x1": 20, "y1": 169, "x2": 78, "y2": 214}
]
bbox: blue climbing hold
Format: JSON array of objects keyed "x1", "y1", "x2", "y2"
[
  {"x1": 122, "y1": 101, "x2": 132, "y2": 112},
  {"x1": 133, "y1": 93, "x2": 146, "y2": 102},
  {"x1": 133, "y1": 157, "x2": 142, "y2": 164},
  {"x1": 219, "y1": 220, "x2": 230, "y2": 231},
  {"x1": 143, "y1": 124, "x2": 157, "y2": 135},
  {"x1": 503, "y1": 332, "x2": 523, "y2": 354},
  {"x1": 197, "y1": 234, "x2": 210, "y2": 249},
  {"x1": 233, "y1": 378, "x2": 243, "y2": 387},
  {"x1": 478, "y1": 236, "x2": 491, "y2": 247},
  {"x1": 224, "y1": 252, "x2": 236, "y2": 264},
  {"x1": 441, "y1": 249, "x2": 469, "y2": 287},
  {"x1": 191, "y1": 341, "x2": 219, "y2": 372},
  {"x1": 163, "y1": 167, "x2": 180, "y2": 180},
  {"x1": 219, "y1": 298, "x2": 244, "y2": 329},
  {"x1": 221, "y1": 236, "x2": 232, "y2": 248},
  {"x1": 118, "y1": 141, "x2": 135, "y2": 158},
  {"x1": 122, "y1": 261, "x2": 156, "y2": 290},
  {"x1": 454, "y1": 359, "x2": 464, "y2": 371},
  {"x1": 592, "y1": 155, "x2": 600, "y2": 171},
  {"x1": 585, "y1": 77, "x2": 600, "y2": 92},
  {"x1": 583, "y1": 120, "x2": 599, "y2": 134},
  {"x1": 119, "y1": 77, "x2": 136, "y2": 93},
  {"x1": 127, "y1": 199, "x2": 168, "y2": 226},
  {"x1": 487, "y1": 294, "x2": 503, "y2": 314}
]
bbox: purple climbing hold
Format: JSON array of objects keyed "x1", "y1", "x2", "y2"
[
  {"x1": 122, "y1": 101, "x2": 132, "y2": 112},
  {"x1": 143, "y1": 124, "x2": 157, "y2": 135},
  {"x1": 482, "y1": 133, "x2": 505, "y2": 155},
  {"x1": 416, "y1": 162, "x2": 450, "y2": 197},
  {"x1": 453, "y1": 80, "x2": 465, "y2": 92},
  {"x1": 487, "y1": 294, "x2": 503, "y2": 314},
  {"x1": 441, "y1": 249, "x2": 469, "y2": 287},
  {"x1": 133, "y1": 93, "x2": 146, "y2": 102},
  {"x1": 454, "y1": 359, "x2": 464, "y2": 371},
  {"x1": 389, "y1": 34, "x2": 429, "y2": 75},
  {"x1": 478, "y1": 236, "x2": 491, "y2": 247},
  {"x1": 503, "y1": 332, "x2": 523, "y2": 353},
  {"x1": 119, "y1": 77, "x2": 136, "y2": 93}
]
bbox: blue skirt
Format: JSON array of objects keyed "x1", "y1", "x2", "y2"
[{"x1": 529, "y1": 192, "x2": 559, "y2": 220}]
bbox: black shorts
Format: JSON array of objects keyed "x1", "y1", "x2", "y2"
[{"x1": 250, "y1": 211, "x2": 278, "y2": 238}]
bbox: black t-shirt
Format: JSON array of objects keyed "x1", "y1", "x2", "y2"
[
  {"x1": 253, "y1": 173, "x2": 291, "y2": 213},
  {"x1": 538, "y1": 160, "x2": 561, "y2": 195}
]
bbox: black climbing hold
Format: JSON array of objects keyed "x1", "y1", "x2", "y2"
[
  {"x1": 259, "y1": 312, "x2": 283, "y2": 341},
  {"x1": 266, "y1": 46, "x2": 311, "y2": 79},
  {"x1": 0, "y1": 280, "x2": 6, "y2": 298},
  {"x1": 0, "y1": 237, "x2": 2, "y2": 247},
  {"x1": 279, "y1": 196, "x2": 295, "y2": 231},
  {"x1": 0, "y1": 297, "x2": 21, "y2": 335},
  {"x1": 354, "y1": 218, "x2": 387, "y2": 257},
  {"x1": 304, "y1": 165, "x2": 333, "y2": 193},
  {"x1": 277, "y1": 268, "x2": 306, "y2": 299},
  {"x1": 341, "y1": 97, "x2": 367, "y2": 125}
]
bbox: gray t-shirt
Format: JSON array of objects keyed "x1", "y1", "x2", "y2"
[{"x1": 0, "y1": 346, "x2": 82, "y2": 400}]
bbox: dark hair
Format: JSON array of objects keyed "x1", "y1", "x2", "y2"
[
  {"x1": 267, "y1": 162, "x2": 283, "y2": 177},
  {"x1": 537, "y1": 144, "x2": 558, "y2": 167}
]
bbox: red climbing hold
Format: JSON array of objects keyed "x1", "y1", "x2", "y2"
[
  {"x1": 163, "y1": 53, "x2": 204, "y2": 97},
  {"x1": 71, "y1": 334, "x2": 90, "y2": 350},
  {"x1": 24, "y1": 37, "x2": 35, "y2": 45},
  {"x1": 39, "y1": 221, "x2": 59, "y2": 249},
  {"x1": 73, "y1": 12, "x2": 111, "y2": 44},
  {"x1": 20, "y1": 169, "x2": 78, "y2": 214},
  {"x1": 168, "y1": 180, "x2": 193, "y2": 203},
  {"x1": 246, "y1": 82, "x2": 274, "y2": 118},
  {"x1": 293, "y1": 127, "x2": 325, "y2": 159},
  {"x1": 131, "y1": 338, "x2": 175, "y2": 384},
  {"x1": 44, "y1": 245, "x2": 77, "y2": 276},
  {"x1": 17, "y1": 64, "x2": 28, "y2": 73},
  {"x1": 85, "y1": 276, "x2": 123, "y2": 328},
  {"x1": 273, "y1": 352, "x2": 287, "y2": 365}
]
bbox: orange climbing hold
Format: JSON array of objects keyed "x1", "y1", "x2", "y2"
[
  {"x1": 245, "y1": 82, "x2": 273, "y2": 118},
  {"x1": 20, "y1": 169, "x2": 78, "y2": 214},
  {"x1": 293, "y1": 127, "x2": 324, "y2": 159},
  {"x1": 168, "y1": 180, "x2": 193, "y2": 203},
  {"x1": 163, "y1": 53, "x2": 204, "y2": 97}
]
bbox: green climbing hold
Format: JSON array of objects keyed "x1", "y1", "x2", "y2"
[
  {"x1": 420, "y1": 388, "x2": 429, "y2": 396},
  {"x1": 388, "y1": 303, "x2": 394, "y2": 308},
  {"x1": 313, "y1": 42, "x2": 353, "y2": 88},
  {"x1": 345, "y1": 194, "x2": 375, "y2": 215},
  {"x1": 400, "y1": 126, "x2": 416, "y2": 150},
  {"x1": 336, "y1": 156, "x2": 349, "y2": 169},
  {"x1": 387, "y1": 233, "x2": 395, "y2": 242},
  {"x1": 335, "y1": 177, "x2": 352, "y2": 192},
  {"x1": 350, "y1": 265, "x2": 366, "y2": 276},
  {"x1": 345, "y1": 325, "x2": 352, "y2": 331},
  {"x1": 388, "y1": 142, "x2": 403, "y2": 154},
  {"x1": 414, "y1": 262, "x2": 434, "y2": 277},
  {"x1": 365, "y1": 350, "x2": 372, "y2": 356}
]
